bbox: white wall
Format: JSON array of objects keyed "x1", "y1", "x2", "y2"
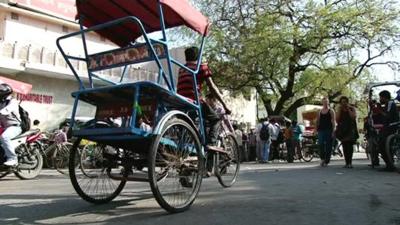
[{"x1": 2, "y1": 10, "x2": 116, "y2": 55}]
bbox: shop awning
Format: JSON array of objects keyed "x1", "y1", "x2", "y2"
[
  {"x1": 0, "y1": 76, "x2": 32, "y2": 94},
  {"x1": 76, "y1": 0, "x2": 210, "y2": 47}
]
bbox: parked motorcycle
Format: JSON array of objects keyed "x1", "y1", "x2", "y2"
[{"x1": 0, "y1": 129, "x2": 43, "y2": 179}]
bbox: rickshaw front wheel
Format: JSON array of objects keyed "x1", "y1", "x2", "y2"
[
  {"x1": 149, "y1": 118, "x2": 204, "y2": 213},
  {"x1": 69, "y1": 138, "x2": 127, "y2": 204}
]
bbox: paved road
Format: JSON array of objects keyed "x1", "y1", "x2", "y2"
[{"x1": 0, "y1": 158, "x2": 399, "y2": 225}]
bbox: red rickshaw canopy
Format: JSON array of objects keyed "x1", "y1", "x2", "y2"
[{"x1": 76, "y1": 0, "x2": 210, "y2": 47}]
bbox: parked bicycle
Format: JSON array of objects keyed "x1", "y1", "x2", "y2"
[
  {"x1": 300, "y1": 135, "x2": 319, "y2": 162},
  {"x1": 36, "y1": 129, "x2": 73, "y2": 175}
]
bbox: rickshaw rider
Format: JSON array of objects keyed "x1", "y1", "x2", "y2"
[
  {"x1": 377, "y1": 90, "x2": 399, "y2": 171},
  {"x1": 177, "y1": 47, "x2": 231, "y2": 150}
]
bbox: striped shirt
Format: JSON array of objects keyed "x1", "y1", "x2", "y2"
[{"x1": 177, "y1": 63, "x2": 212, "y2": 100}]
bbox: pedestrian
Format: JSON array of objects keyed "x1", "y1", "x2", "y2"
[
  {"x1": 248, "y1": 128, "x2": 257, "y2": 161},
  {"x1": 335, "y1": 96, "x2": 358, "y2": 168},
  {"x1": 242, "y1": 131, "x2": 249, "y2": 162},
  {"x1": 269, "y1": 118, "x2": 280, "y2": 161},
  {"x1": 316, "y1": 97, "x2": 336, "y2": 167},
  {"x1": 233, "y1": 124, "x2": 244, "y2": 162},
  {"x1": 255, "y1": 119, "x2": 264, "y2": 162},
  {"x1": 291, "y1": 120, "x2": 303, "y2": 160},
  {"x1": 32, "y1": 119, "x2": 40, "y2": 130},
  {"x1": 256, "y1": 118, "x2": 274, "y2": 163},
  {"x1": 284, "y1": 121, "x2": 294, "y2": 163}
]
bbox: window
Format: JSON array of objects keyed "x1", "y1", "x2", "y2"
[{"x1": 11, "y1": 12, "x2": 19, "y2": 20}]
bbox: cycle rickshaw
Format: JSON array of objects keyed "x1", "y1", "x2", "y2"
[
  {"x1": 364, "y1": 81, "x2": 400, "y2": 169},
  {"x1": 56, "y1": 0, "x2": 240, "y2": 213}
]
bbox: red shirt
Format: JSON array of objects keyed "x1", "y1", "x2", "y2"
[{"x1": 177, "y1": 63, "x2": 212, "y2": 100}]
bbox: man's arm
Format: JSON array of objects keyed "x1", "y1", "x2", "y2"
[
  {"x1": 316, "y1": 110, "x2": 321, "y2": 129},
  {"x1": 330, "y1": 109, "x2": 336, "y2": 127},
  {"x1": 205, "y1": 77, "x2": 231, "y2": 114}
]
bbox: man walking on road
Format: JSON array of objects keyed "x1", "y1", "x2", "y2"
[{"x1": 256, "y1": 118, "x2": 274, "y2": 163}]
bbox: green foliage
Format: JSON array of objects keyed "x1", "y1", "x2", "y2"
[{"x1": 190, "y1": 0, "x2": 400, "y2": 116}]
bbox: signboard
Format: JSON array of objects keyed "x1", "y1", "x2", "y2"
[
  {"x1": 9, "y1": 0, "x2": 76, "y2": 21},
  {"x1": 0, "y1": 75, "x2": 32, "y2": 94},
  {"x1": 88, "y1": 43, "x2": 167, "y2": 72},
  {"x1": 17, "y1": 93, "x2": 53, "y2": 104}
]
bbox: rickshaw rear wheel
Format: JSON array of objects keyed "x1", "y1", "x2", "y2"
[
  {"x1": 149, "y1": 118, "x2": 204, "y2": 213},
  {"x1": 69, "y1": 138, "x2": 127, "y2": 204}
]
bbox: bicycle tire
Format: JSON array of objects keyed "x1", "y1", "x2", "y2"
[
  {"x1": 300, "y1": 146, "x2": 314, "y2": 162},
  {"x1": 149, "y1": 118, "x2": 204, "y2": 213},
  {"x1": 69, "y1": 138, "x2": 126, "y2": 204},
  {"x1": 53, "y1": 142, "x2": 72, "y2": 175},
  {"x1": 215, "y1": 133, "x2": 240, "y2": 188}
]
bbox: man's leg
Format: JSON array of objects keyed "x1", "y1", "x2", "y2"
[
  {"x1": 262, "y1": 141, "x2": 270, "y2": 162},
  {"x1": 318, "y1": 131, "x2": 326, "y2": 162},
  {"x1": 201, "y1": 102, "x2": 220, "y2": 146},
  {"x1": 1, "y1": 126, "x2": 22, "y2": 165},
  {"x1": 286, "y1": 140, "x2": 293, "y2": 162},
  {"x1": 250, "y1": 146, "x2": 257, "y2": 161},
  {"x1": 295, "y1": 140, "x2": 302, "y2": 159},
  {"x1": 325, "y1": 131, "x2": 333, "y2": 164}
]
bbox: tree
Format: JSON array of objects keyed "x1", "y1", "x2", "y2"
[{"x1": 194, "y1": 0, "x2": 400, "y2": 116}]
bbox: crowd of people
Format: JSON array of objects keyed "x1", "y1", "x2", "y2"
[
  {"x1": 234, "y1": 92, "x2": 399, "y2": 172},
  {"x1": 234, "y1": 118, "x2": 304, "y2": 164}
]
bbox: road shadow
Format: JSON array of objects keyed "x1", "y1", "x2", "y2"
[{"x1": 0, "y1": 189, "x2": 164, "y2": 225}]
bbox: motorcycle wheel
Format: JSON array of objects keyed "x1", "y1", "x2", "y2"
[{"x1": 14, "y1": 149, "x2": 43, "y2": 180}]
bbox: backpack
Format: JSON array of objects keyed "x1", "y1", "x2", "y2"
[
  {"x1": 18, "y1": 105, "x2": 31, "y2": 132},
  {"x1": 259, "y1": 123, "x2": 270, "y2": 141}
]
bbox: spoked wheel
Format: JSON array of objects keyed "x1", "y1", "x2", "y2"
[
  {"x1": 53, "y1": 143, "x2": 72, "y2": 175},
  {"x1": 69, "y1": 139, "x2": 127, "y2": 204},
  {"x1": 215, "y1": 133, "x2": 240, "y2": 188},
  {"x1": 385, "y1": 134, "x2": 400, "y2": 169},
  {"x1": 14, "y1": 148, "x2": 43, "y2": 180},
  {"x1": 149, "y1": 118, "x2": 204, "y2": 213},
  {"x1": 300, "y1": 146, "x2": 314, "y2": 162}
]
